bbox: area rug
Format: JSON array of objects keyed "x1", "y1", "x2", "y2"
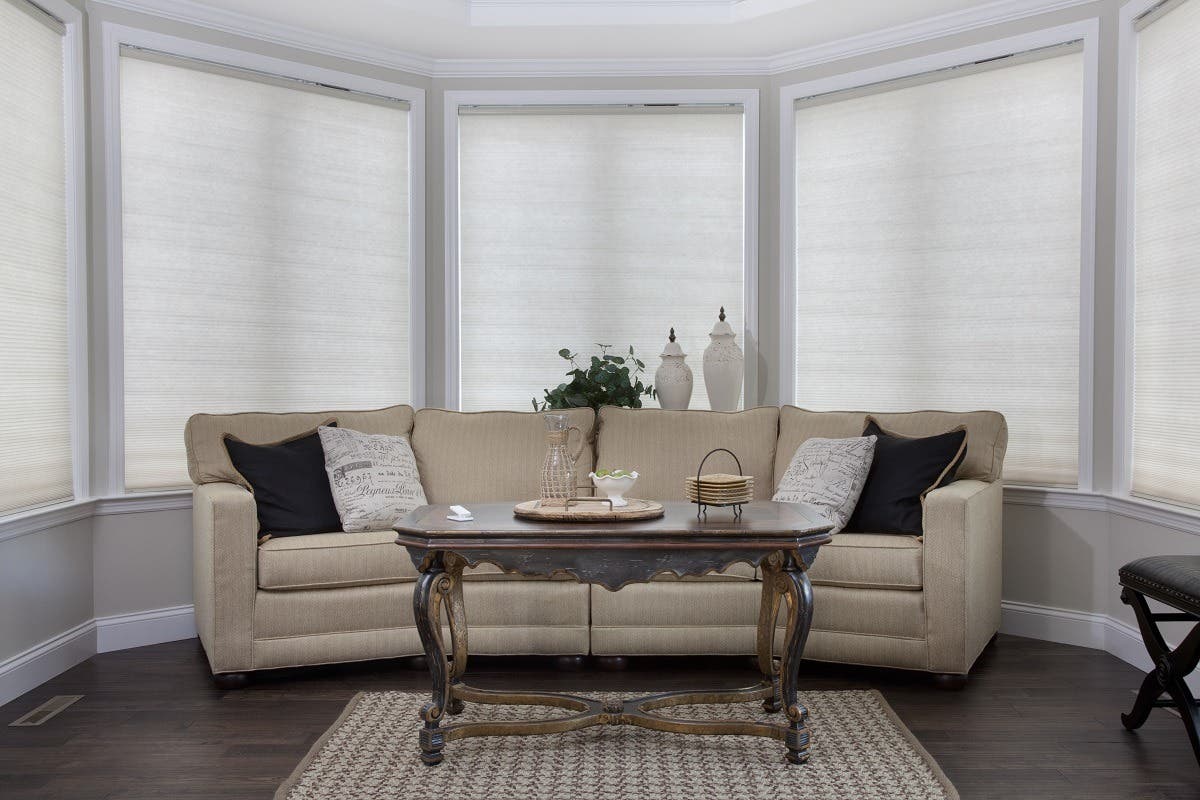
[{"x1": 276, "y1": 689, "x2": 957, "y2": 800}]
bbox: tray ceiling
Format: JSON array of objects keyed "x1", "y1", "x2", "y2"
[{"x1": 163, "y1": 0, "x2": 1037, "y2": 61}]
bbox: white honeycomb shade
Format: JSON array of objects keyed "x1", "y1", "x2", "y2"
[
  {"x1": 0, "y1": 0, "x2": 72, "y2": 515},
  {"x1": 457, "y1": 109, "x2": 744, "y2": 412},
  {"x1": 120, "y1": 53, "x2": 412, "y2": 491},
  {"x1": 793, "y1": 48, "x2": 1084, "y2": 487},
  {"x1": 1131, "y1": 0, "x2": 1200, "y2": 507}
]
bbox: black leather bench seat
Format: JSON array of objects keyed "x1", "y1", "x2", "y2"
[{"x1": 1119, "y1": 555, "x2": 1200, "y2": 618}]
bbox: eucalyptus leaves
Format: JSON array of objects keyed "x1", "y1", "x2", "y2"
[{"x1": 533, "y1": 344, "x2": 656, "y2": 412}]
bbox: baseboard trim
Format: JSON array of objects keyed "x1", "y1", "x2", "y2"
[
  {"x1": 1001, "y1": 598, "x2": 1112, "y2": 648},
  {"x1": 95, "y1": 604, "x2": 196, "y2": 653},
  {"x1": 0, "y1": 620, "x2": 96, "y2": 708},
  {"x1": 0, "y1": 604, "x2": 197, "y2": 708},
  {"x1": 1001, "y1": 598, "x2": 1199, "y2": 692}
]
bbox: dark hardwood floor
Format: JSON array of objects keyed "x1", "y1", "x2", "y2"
[{"x1": 0, "y1": 634, "x2": 1195, "y2": 799}]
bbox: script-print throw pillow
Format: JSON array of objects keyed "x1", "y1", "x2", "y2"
[
  {"x1": 318, "y1": 426, "x2": 428, "y2": 532},
  {"x1": 772, "y1": 435, "x2": 877, "y2": 534}
]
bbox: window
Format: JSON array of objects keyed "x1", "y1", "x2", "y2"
[
  {"x1": 1130, "y1": 0, "x2": 1200, "y2": 506},
  {"x1": 789, "y1": 45, "x2": 1086, "y2": 486},
  {"x1": 119, "y1": 49, "x2": 416, "y2": 491},
  {"x1": 455, "y1": 104, "x2": 747, "y2": 412},
  {"x1": 0, "y1": 0, "x2": 72, "y2": 515}
]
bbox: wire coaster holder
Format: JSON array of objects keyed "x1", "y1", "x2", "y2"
[{"x1": 692, "y1": 447, "x2": 748, "y2": 521}]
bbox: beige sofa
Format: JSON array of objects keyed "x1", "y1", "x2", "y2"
[{"x1": 188, "y1": 404, "x2": 1006, "y2": 687}]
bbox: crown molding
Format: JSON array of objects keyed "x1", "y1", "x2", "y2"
[
  {"x1": 90, "y1": 0, "x2": 1096, "y2": 78},
  {"x1": 468, "y1": 0, "x2": 820, "y2": 27},
  {"x1": 471, "y1": 0, "x2": 735, "y2": 28},
  {"x1": 431, "y1": 55, "x2": 772, "y2": 77},
  {"x1": 90, "y1": 0, "x2": 438, "y2": 76},
  {"x1": 764, "y1": 0, "x2": 1095, "y2": 74}
]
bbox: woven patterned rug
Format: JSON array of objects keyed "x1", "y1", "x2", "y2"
[{"x1": 276, "y1": 689, "x2": 957, "y2": 800}]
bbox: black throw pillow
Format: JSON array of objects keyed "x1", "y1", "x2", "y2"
[
  {"x1": 845, "y1": 418, "x2": 967, "y2": 535},
  {"x1": 223, "y1": 423, "x2": 342, "y2": 539}
]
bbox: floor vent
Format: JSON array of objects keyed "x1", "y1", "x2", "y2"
[{"x1": 9, "y1": 695, "x2": 83, "y2": 727}]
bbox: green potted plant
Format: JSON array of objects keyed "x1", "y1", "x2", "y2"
[{"x1": 533, "y1": 344, "x2": 656, "y2": 412}]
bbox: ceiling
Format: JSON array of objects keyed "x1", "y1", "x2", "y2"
[{"x1": 167, "y1": 0, "x2": 1030, "y2": 61}]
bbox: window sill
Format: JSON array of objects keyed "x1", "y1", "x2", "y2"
[
  {"x1": 93, "y1": 490, "x2": 192, "y2": 516},
  {"x1": 0, "y1": 498, "x2": 96, "y2": 543},
  {"x1": 1004, "y1": 485, "x2": 1200, "y2": 537},
  {"x1": 0, "y1": 490, "x2": 192, "y2": 544}
]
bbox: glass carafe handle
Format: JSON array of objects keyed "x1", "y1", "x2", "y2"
[{"x1": 567, "y1": 426, "x2": 584, "y2": 463}]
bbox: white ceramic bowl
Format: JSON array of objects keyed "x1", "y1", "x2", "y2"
[{"x1": 589, "y1": 471, "x2": 639, "y2": 508}]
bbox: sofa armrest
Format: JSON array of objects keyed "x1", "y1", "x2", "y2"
[
  {"x1": 922, "y1": 479, "x2": 1003, "y2": 674},
  {"x1": 193, "y1": 482, "x2": 258, "y2": 674}
]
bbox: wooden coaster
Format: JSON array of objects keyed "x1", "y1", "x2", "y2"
[{"x1": 687, "y1": 473, "x2": 752, "y2": 486}]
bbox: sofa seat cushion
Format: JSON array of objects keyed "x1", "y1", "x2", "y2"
[
  {"x1": 258, "y1": 531, "x2": 416, "y2": 590},
  {"x1": 258, "y1": 531, "x2": 586, "y2": 590},
  {"x1": 253, "y1": 581, "x2": 590, "y2": 641},
  {"x1": 805, "y1": 533, "x2": 922, "y2": 591}
]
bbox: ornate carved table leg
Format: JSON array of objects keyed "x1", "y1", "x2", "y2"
[
  {"x1": 413, "y1": 552, "x2": 453, "y2": 766},
  {"x1": 444, "y1": 554, "x2": 468, "y2": 716},
  {"x1": 757, "y1": 552, "x2": 785, "y2": 713},
  {"x1": 779, "y1": 551, "x2": 815, "y2": 764}
]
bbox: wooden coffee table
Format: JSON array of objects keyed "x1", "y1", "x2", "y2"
[{"x1": 393, "y1": 500, "x2": 833, "y2": 766}]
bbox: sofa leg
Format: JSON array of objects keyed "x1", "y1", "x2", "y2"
[
  {"x1": 933, "y1": 673, "x2": 968, "y2": 691},
  {"x1": 596, "y1": 656, "x2": 629, "y2": 672},
  {"x1": 213, "y1": 672, "x2": 251, "y2": 690},
  {"x1": 404, "y1": 655, "x2": 429, "y2": 671},
  {"x1": 554, "y1": 655, "x2": 588, "y2": 672}
]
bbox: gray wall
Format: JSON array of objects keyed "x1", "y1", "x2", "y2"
[
  {"x1": 0, "y1": 521, "x2": 93, "y2": 664},
  {"x1": 92, "y1": 508, "x2": 192, "y2": 618}
]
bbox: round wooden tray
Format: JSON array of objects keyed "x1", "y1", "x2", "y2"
[{"x1": 513, "y1": 498, "x2": 665, "y2": 523}]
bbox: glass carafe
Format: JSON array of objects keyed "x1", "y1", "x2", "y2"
[{"x1": 540, "y1": 413, "x2": 584, "y2": 506}]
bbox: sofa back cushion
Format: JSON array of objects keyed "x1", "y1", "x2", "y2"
[
  {"x1": 411, "y1": 408, "x2": 597, "y2": 503},
  {"x1": 185, "y1": 405, "x2": 415, "y2": 487},
  {"x1": 775, "y1": 406, "x2": 1007, "y2": 484},
  {"x1": 596, "y1": 406, "x2": 780, "y2": 502}
]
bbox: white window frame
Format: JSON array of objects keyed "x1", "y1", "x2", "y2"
[
  {"x1": 778, "y1": 21, "x2": 1099, "y2": 491},
  {"x1": 442, "y1": 88, "x2": 760, "y2": 411},
  {"x1": 1113, "y1": 0, "x2": 1145, "y2": 506},
  {"x1": 0, "y1": 0, "x2": 89, "y2": 528},
  {"x1": 1114, "y1": 0, "x2": 1200, "y2": 516},
  {"x1": 99, "y1": 22, "x2": 427, "y2": 496}
]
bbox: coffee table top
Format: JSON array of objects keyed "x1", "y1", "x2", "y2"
[
  {"x1": 394, "y1": 501, "x2": 833, "y2": 590},
  {"x1": 393, "y1": 501, "x2": 833, "y2": 551}
]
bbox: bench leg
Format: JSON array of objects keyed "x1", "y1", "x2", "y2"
[{"x1": 1120, "y1": 587, "x2": 1200, "y2": 766}]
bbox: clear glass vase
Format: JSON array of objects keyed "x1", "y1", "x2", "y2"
[{"x1": 540, "y1": 413, "x2": 583, "y2": 506}]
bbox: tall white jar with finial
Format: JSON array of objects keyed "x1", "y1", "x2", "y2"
[
  {"x1": 703, "y1": 307, "x2": 743, "y2": 412},
  {"x1": 655, "y1": 328, "x2": 693, "y2": 410}
]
